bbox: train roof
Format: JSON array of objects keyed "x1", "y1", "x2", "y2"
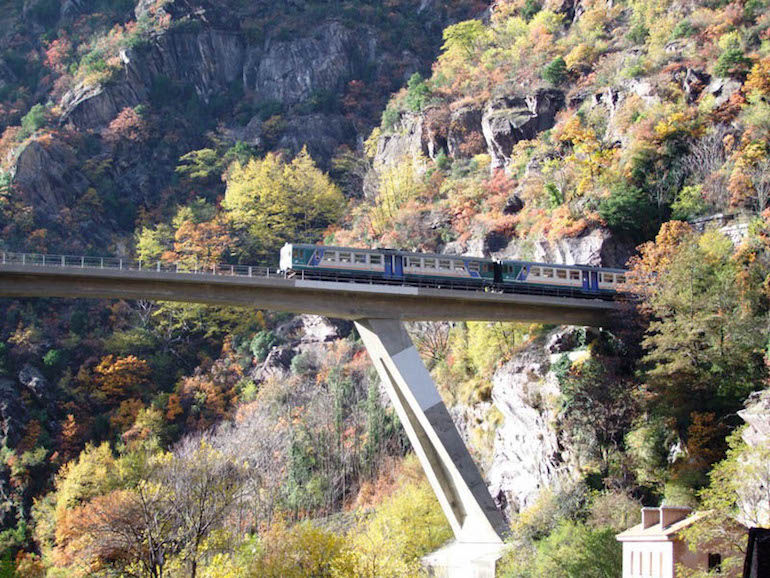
[
  {"x1": 284, "y1": 243, "x2": 495, "y2": 262},
  {"x1": 282, "y1": 243, "x2": 627, "y2": 272},
  {"x1": 499, "y1": 259, "x2": 628, "y2": 273}
]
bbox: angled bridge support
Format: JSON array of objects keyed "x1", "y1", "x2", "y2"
[{"x1": 355, "y1": 319, "x2": 507, "y2": 577}]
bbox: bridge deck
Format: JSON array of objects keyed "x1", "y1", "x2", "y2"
[{"x1": 0, "y1": 253, "x2": 620, "y2": 324}]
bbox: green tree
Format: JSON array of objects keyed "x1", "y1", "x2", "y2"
[
  {"x1": 223, "y1": 147, "x2": 345, "y2": 261},
  {"x1": 542, "y1": 57, "x2": 567, "y2": 85},
  {"x1": 405, "y1": 73, "x2": 430, "y2": 112},
  {"x1": 441, "y1": 20, "x2": 487, "y2": 60},
  {"x1": 631, "y1": 228, "x2": 769, "y2": 432}
]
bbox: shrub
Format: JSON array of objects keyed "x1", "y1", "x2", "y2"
[
  {"x1": 598, "y1": 185, "x2": 656, "y2": 240},
  {"x1": 250, "y1": 330, "x2": 278, "y2": 363},
  {"x1": 627, "y1": 23, "x2": 649, "y2": 45},
  {"x1": 405, "y1": 73, "x2": 430, "y2": 112},
  {"x1": 18, "y1": 105, "x2": 47, "y2": 140},
  {"x1": 671, "y1": 185, "x2": 708, "y2": 220},
  {"x1": 714, "y1": 47, "x2": 752, "y2": 77},
  {"x1": 542, "y1": 57, "x2": 567, "y2": 86},
  {"x1": 42, "y1": 349, "x2": 63, "y2": 367},
  {"x1": 381, "y1": 103, "x2": 401, "y2": 132},
  {"x1": 522, "y1": 0, "x2": 542, "y2": 21}
]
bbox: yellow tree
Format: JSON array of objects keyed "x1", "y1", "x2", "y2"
[{"x1": 223, "y1": 147, "x2": 345, "y2": 260}]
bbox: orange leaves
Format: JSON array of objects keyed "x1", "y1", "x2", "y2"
[
  {"x1": 625, "y1": 220, "x2": 695, "y2": 300},
  {"x1": 44, "y1": 36, "x2": 73, "y2": 74},
  {"x1": 743, "y1": 57, "x2": 770, "y2": 96},
  {"x1": 92, "y1": 355, "x2": 151, "y2": 404},
  {"x1": 103, "y1": 107, "x2": 149, "y2": 145},
  {"x1": 164, "y1": 217, "x2": 232, "y2": 269}
]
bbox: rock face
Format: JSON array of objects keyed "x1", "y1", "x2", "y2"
[
  {"x1": 278, "y1": 114, "x2": 357, "y2": 166},
  {"x1": 482, "y1": 89, "x2": 565, "y2": 168},
  {"x1": 0, "y1": 379, "x2": 25, "y2": 448},
  {"x1": 252, "y1": 315, "x2": 354, "y2": 383},
  {"x1": 375, "y1": 113, "x2": 432, "y2": 167},
  {"x1": 494, "y1": 227, "x2": 634, "y2": 268},
  {"x1": 244, "y1": 20, "x2": 377, "y2": 106},
  {"x1": 11, "y1": 139, "x2": 90, "y2": 217},
  {"x1": 62, "y1": 27, "x2": 245, "y2": 130},
  {"x1": 486, "y1": 328, "x2": 584, "y2": 515},
  {"x1": 739, "y1": 389, "x2": 770, "y2": 448},
  {"x1": 18, "y1": 364, "x2": 50, "y2": 403}
]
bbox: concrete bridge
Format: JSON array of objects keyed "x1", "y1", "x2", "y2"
[{"x1": 0, "y1": 252, "x2": 622, "y2": 576}]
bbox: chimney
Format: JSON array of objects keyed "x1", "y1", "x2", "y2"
[
  {"x1": 660, "y1": 506, "x2": 691, "y2": 528},
  {"x1": 642, "y1": 507, "x2": 660, "y2": 529}
]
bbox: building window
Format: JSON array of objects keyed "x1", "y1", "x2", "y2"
[{"x1": 708, "y1": 553, "x2": 722, "y2": 573}]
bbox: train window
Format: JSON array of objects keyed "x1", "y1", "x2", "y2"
[
  {"x1": 617, "y1": 275, "x2": 626, "y2": 284},
  {"x1": 354, "y1": 253, "x2": 367, "y2": 264},
  {"x1": 543, "y1": 269, "x2": 554, "y2": 278},
  {"x1": 370, "y1": 255, "x2": 383, "y2": 265},
  {"x1": 468, "y1": 262, "x2": 480, "y2": 273},
  {"x1": 556, "y1": 270, "x2": 567, "y2": 279},
  {"x1": 410, "y1": 258, "x2": 421, "y2": 268},
  {"x1": 570, "y1": 271, "x2": 580, "y2": 281},
  {"x1": 601, "y1": 273, "x2": 613, "y2": 283},
  {"x1": 439, "y1": 260, "x2": 451, "y2": 270},
  {"x1": 339, "y1": 252, "x2": 351, "y2": 263},
  {"x1": 424, "y1": 258, "x2": 436, "y2": 269},
  {"x1": 454, "y1": 261, "x2": 465, "y2": 271},
  {"x1": 531, "y1": 267, "x2": 541, "y2": 276},
  {"x1": 326, "y1": 252, "x2": 337, "y2": 262}
]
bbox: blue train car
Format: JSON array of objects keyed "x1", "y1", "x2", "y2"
[
  {"x1": 280, "y1": 243, "x2": 495, "y2": 286},
  {"x1": 280, "y1": 243, "x2": 627, "y2": 298}
]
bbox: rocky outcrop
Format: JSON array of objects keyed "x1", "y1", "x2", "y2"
[
  {"x1": 739, "y1": 389, "x2": 770, "y2": 448},
  {"x1": 493, "y1": 227, "x2": 633, "y2": 268},
  {"x1": 62, "y1": 26, "x2": 245, "y2": 130},
  {"x1": 482, "y1": 89, "x2": 565, "y2": 168},
  {"x1": 447, "y1": 105, "x2": 485, "y2": 158},
  {"x1": 252, "y1": 315, "x2": 354, "y2": 383},
  {"x1": 244, "y1": 20, "x2": 377, "y2": 106},
  {"x1": 0, "y1": 379, "x2": 25, "y2": 448},
  {"x1": 11, "y1": 138, "x2": 90, "y2": 217},
  {"x1": 486, "y1": 328, "x2": 585, "y2": 514},
  {"x1": 375, "y1": 113, "x2": 432, "y2": 166},
  {"x1": 18, "y1": 365, "x2": 50, "y2": 403},
  {"x1": 278, "y1": 114, "x2": 357, "y2": 166}
]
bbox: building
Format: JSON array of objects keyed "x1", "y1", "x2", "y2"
[{"x1": 616, "y1": 506, "x2": 733, "y2": 578}]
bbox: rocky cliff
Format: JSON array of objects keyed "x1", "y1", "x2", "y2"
[{"x1": 7, "y1": 0, "x2": 482, "y2": 249}]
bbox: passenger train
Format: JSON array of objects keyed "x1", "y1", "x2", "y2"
[{"x1": 280, "y1": 243, "x2": 627, "y2": 298}]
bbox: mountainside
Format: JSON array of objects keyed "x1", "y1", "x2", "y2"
[{"x1": 0, "y1": 0, "x2": 769, "y2": 575}]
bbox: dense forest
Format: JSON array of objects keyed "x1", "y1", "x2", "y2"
[{"x1": 0, "y1": 0, "x2": 769, "y2": 576}]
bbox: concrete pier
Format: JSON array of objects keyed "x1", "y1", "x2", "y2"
[{"x1": 355, "y1": 319, "x2": 507, "y2": 577}]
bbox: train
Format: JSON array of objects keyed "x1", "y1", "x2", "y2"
[{"x1": 279, "y1": 243, "x2": 627, "y2": 299}]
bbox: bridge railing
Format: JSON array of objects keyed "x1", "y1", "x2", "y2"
[{"x1": 0, "y1": 252, "x2": 275, "y2": 278}]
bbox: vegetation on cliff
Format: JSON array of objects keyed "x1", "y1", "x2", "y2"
[{"x1": 0, "y1": 0, "x2": 769, "y2": 575}]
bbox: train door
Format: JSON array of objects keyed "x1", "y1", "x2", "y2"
[
  {"x1": 393, "y1": 255, "x2": 404, "y2": 278},
  {"x1": 383, "y1": 255, "x2": 393, "y2": 278},
  {"x1": 582, "y1": 270, "x2": 599, "y2": 292}
]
